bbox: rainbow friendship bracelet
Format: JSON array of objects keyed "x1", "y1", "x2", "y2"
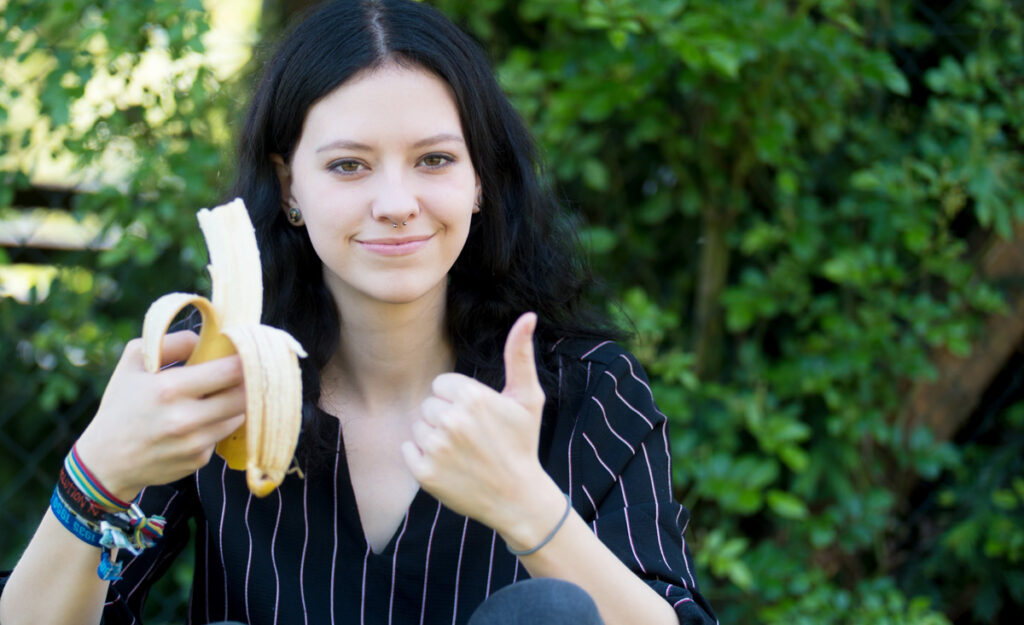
[
  {"x1": 65, "y1": 445, "x2": 132, "y2": 512},
  {"x1": 51, "y1": 445, "x2": 167, "y2": 581}
]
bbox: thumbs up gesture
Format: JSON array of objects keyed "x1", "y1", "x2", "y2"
[{"x1": 401, "y1": 312, "x2": 554, "y2": 531}]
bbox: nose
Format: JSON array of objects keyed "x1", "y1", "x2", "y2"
[{"x1": 370, "y1": 170, "x2": 419, "y2": 227}]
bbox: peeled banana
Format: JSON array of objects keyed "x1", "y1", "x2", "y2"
[{"x1": 140, "y1": 198, "x2": 306, "y2": 497}]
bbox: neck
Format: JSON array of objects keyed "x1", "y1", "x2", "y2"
[{"x1": 320, "y1": 285, "x2": 454, "y2": 418}]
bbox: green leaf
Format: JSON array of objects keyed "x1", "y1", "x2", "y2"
[
  {"x1": 767, "y1": 489, "x2": 809, "y2": 520},
  {"x1": 581, "y1": 158, "x2": 610, "y2": 191}
]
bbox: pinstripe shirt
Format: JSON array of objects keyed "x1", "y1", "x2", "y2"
[{"x1": 62, "y1": 340, "x2": 716, "y2": 624}]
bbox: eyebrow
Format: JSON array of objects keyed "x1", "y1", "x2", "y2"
[{"x1": 315, "y1": 133, "x2": 465, "y2": 153}]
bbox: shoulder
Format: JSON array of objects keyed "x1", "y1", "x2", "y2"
[
  {"x1": 548, "y1": 337, "x2": 667, "y2": 469},
  {"x1": 551, "y1": 336, "x2": 631, "y2": 367},
  {"x1": 546, "y1": 338, "x2": 672, "y2": 508},
  {"x1": 550, "y1": 338, "x2": 659, "y2": 418}
]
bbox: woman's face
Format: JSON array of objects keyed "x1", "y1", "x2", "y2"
[{"x1": 275, "y1": 64, "x2": 479, "y2": 309}]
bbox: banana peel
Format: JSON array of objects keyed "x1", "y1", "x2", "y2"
[{"x1": 141, "y1": 198, "x2": 306, "y2": 497}]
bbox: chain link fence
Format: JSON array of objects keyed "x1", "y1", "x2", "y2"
[
  {"x1": 1, "y1": 227, "x2": 191, "y2": 623},
  {"x1": 0, "y1": 338, "x2": 192, "y2": 624}
]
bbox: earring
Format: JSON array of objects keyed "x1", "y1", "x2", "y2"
[{"x1": 287, "y1": 206, "x2": 303, "y2": 225}]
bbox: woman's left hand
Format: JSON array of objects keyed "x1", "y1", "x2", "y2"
[{"x1": 401, "y1": 311, "x2": 560, "y2": 536}]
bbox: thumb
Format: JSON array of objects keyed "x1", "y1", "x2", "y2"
[{"x1": 501, "y1": 312, "x2": 543, "y2": 409}]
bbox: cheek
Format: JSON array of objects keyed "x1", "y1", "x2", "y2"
[{"x1": 430, "y1": 175, "x2": 478, "y2": 216}]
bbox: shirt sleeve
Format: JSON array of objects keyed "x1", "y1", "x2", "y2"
[
  {"x1": 100, "y1": 474, "x2": 198, "y2": 624},
  {"x1": 564, "y1": 342, "x2": 717, "y2": 624}
]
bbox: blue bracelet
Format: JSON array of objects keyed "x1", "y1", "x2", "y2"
[
  {"x1": 51, "y1": 488, "x2": 125, "y2": 580},
  {"x1": 50, "y1": 488, "x2": 102, "y2": 547}
]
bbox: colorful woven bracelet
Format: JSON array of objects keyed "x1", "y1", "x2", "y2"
[
  {"x1": 65, "y1": 445, "x2": 132, "y2": 512},
  {"x1": 52, "y1": 445, "x2": 167, "y2": 581},
  {"x1": 49, "y1": 488, "x2": 102, "y2": 548},
  {"x1": 50, "y1": 488, "x2": 124, "y2": 580},
  {"x1": 57, "y1": 464, "x2": 113, "y2": 523}
]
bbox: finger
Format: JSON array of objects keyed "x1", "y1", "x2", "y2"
[
  {"x1": 188, "y1": 385, "x2": 247, "y2": 427},
  {"x1": 151, "y1": 330, "x2": 201, "y2": 369},
  {"x1": 400, "y1": 440, "x2": 429, "y2": 481},
  {"x1": 501, "y1": 312, "x2": 542, "y2": 404},
  {"x1": 431, "y1": 372, "x2": 483, "y2": 403},
  {"x1": 206, "y1": 412, "x2": 246, "y2": 445},
  {"x1": 411, "y1": 419, "x2": 449, "y2": 455},
  {"x1": 160, "y1": 354, "x2": 245, "y2": 399},
  {"x1": 119, "y1": 331, "x2": 199, "y2": 373},
  {"x1": 421, "y1": 397, "x2": 448, "y2": 427}
]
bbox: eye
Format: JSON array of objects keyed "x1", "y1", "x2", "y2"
[
  {"x1": 419, "y1": 153, "x2": 454, "y2": 169},
  {"x1": 328, "y1": 159, "x2": 366, "y2": 174}
]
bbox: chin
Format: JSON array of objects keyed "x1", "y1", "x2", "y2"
[{"x1": 363, "y1": 279, "x2": 447, "y2": 307}]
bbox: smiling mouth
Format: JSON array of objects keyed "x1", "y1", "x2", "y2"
[{"x1": 357, "y1": 234, "x2": 433, "y2": 256}]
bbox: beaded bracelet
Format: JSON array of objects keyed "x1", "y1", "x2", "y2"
[{"x1": 506, "y1": 493, "x2": 573, "y2": 557}]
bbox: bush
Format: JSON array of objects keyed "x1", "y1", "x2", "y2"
[{"x1": 2, "y1": 0, "x2": 1022, "y2": 622}]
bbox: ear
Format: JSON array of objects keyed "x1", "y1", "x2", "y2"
[
  {"x1": 270, "y1": 154, "x2": 296, "y2": 216},
  {"x1": 473, "y1": 175, "x2": 482, "y2": 214}
]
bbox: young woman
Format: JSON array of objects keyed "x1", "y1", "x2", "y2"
[{"x1": 0, "y1": 1, "x2": 717, "y2": 623}]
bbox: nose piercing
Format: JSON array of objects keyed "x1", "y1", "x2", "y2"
[{"x1": 390, "y1": 219, "x2": 408, "y2": 228}]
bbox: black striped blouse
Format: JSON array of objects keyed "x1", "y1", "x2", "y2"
[{"x1": 81, "y1": 340, "x2": 716, "y2": 624}]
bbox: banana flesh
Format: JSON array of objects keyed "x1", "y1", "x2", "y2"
[{"x1": 140, "y1": 198, "x2": 306, "y2": 497}]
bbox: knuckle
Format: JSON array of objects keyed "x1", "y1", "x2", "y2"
[
  {"x1": 416, "y1": 463, "x2": 436, "y2": 484},
  {"x1": 424, "y1": 431, "x2": 450, "y2": 455},
  {"x1": 190, "y1": 446, "x2": 215, "y2": 468},
  {"x1": 153, "y1": 377, "x2": 181, "y2": 405},
  {"x1": 222, "y1": 355, "x2": 244, "y2": 379},
  {"x1": 438, "y1": 409, "x2": 459, "y2": 431},
  {"x1": 460, "y1": 386, "x2": 487, "y2": 409},
  {"x1": 528, "y1": 386, "x2": 546, "y2": 409},
  {"x1": 421, "y1": 397, "x2": 443, "y2": 421},
  {"x1": 182, "y1": 432, "x2": 215, "y2": 462},
  {"x1": 162, "y1": 409, "x2": 194, "y2": 438}
]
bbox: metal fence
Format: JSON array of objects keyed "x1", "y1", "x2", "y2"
[
  {"x1": 0, "y1": 390, "x2": 191, "y2": 625},
  {"x1": 0, "y1": 216, "x2": 190, "y2": 622}
]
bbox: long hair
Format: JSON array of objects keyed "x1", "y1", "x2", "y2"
[{"x1": 231, "y1": 0, "x2": 619, "y2": 464}]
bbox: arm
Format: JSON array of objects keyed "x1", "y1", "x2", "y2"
[
  {"x1": 496, "y1": 471, "x2": 679, "y2": 625},
  {"x1": 0, "y1": 511, "x2": 114, "y2": 625},
  {"x1": 0, "y1": 332, "x2": 245, "y2": 625},
  {"x1": 403, "y1": 314, "x2": 703, "y2": 625}
]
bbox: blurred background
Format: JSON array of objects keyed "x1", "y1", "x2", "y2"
[{"x1": 1, "y1": 0, "x2": 1023, "y2": 623}]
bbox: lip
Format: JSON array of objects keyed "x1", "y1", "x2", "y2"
[{"x1": 357, "y1": 234, "x2": 433, "y2": 256}]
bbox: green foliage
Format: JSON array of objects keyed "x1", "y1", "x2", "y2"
[
  {"x1": 3, "y1": 0, "x2": 1024, "y2": 623},
  {"x1": 433, "y1": 0, "x2": 1024, "y2": 622},
  {"x1": 899, "y1": 399, "x2": 1024, "y2": 622}
]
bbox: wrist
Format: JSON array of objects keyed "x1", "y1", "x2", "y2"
[
  {"x1": 72, "y1": 437, "x2": 140, "y2": 504},
  {"x1": 497, "y1": 475, "x2": 568, "y2": 553}
]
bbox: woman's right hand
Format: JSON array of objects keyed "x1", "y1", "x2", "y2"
[{"x1": 74, "y1": 330, "x2": 247, "y2": 501}]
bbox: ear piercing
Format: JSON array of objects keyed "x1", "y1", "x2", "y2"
[{"x1": 287, "y1": 207, "x2": 303, "y2": 224}]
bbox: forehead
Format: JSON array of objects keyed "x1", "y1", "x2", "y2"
[{"x1": 301, "y1": 64, "x2": 464, "y2": 143}]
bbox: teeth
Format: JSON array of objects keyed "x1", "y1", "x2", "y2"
[{"x1": 141, "y1": 199, "x2": 306, "y2": 497}]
